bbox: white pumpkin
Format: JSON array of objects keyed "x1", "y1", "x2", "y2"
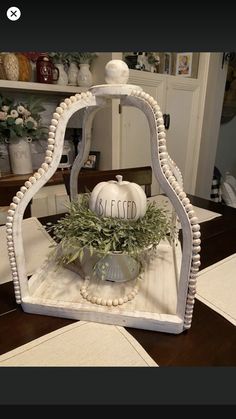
[{"x1": 89, "y1": 175, "x2": 147, "y2": 220}]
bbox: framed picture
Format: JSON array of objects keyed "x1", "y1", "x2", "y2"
[
  {"x1": 163, "y1": 52, "x2": 172, "y2": 74},
  {"x1": 83, "y1": 151, "x2": 100, "y2": 170},
  {"x1": 176, "y1": 52, "x2": 193, "y2": 76}
]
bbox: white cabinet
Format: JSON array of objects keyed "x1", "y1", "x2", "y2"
[
  {"x1": 117, "y1": 70, "x2": 201, "y2": 195},
  {"x1": 91, "y1": 53, "x2": 227, "y2": 199}
]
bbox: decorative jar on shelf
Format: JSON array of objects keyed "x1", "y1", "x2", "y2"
[
  {"x1": 68, "y1": 62, "x2": 78, "y2": 85},
  {"x1": 55, "y1": 63, "x2": 68, "y2": 85},
  {"x1": 8, "y1": 137, "x2": 33, "y2": 175},
  {"x1": 77, "y1": 63, "x2": 93, "y2": 87},
  {"x1": 36, "y1": 54, "x2": 59, "y2": 84}
]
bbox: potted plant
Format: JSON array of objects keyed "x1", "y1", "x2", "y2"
[
  {"x1": 0, "y1": 94, "x2": 47, "y2": 174},
  {"x1": 48, "y1": 189, "x2": 175, "y2": 284}
]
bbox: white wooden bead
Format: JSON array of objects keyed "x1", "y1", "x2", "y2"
[
  {"x1": 157, "y1": 125, "x2": 165, "y2": 132},
  {"x1": 8, "y1": 241, "x2": 13, "y2": 247},
  {"x1": 10, "y1": 262, "x2": 16, "y2": 267},
  {"x1": 185, "y1": 204, "x2": 193, "y2": 212},
  {"x1": 87, "y1": 91, "x2": 93, "y2": 97},
  {"x1": 86, "y1": 295, "x2": 92, "y2": 302},
  {"x1": 188, "y1": 210, "x2": 195, "y2": 218},
  {"x1": 75, "y1": 94, "x2": 81, "y2": 100},
  {"x1": 13, "y1": 196, "x2": 20, "y2": 204},
  {"x1": 46, "y1": 150, "x2": 53, "y2": 157},
  {"x1": 192, "y1": 254, "x2": 200, "y2": 261},
  {"x1": 25, "y1": 180, "x2": 32, "y2": 189},
  {"x1": 7, "y1": 217, "x2": 13, "y2": 224},
  {"x1": 56, "y1": 107, "x2": 63, "y2": 114},
  {"x1": 69, "y1": 96, "x2": 76, "y2": 103},
  {"x1": 16, "y1": 191, "x2": 24, "y2": 199},
  {"x1": 182, "y1": 198, "x2": 190, "y2": 206},
  {"x1": 9, "y1": 257, "x2": 15, "y2": 262},
  {"x1": 172, "y1": 181, "x2": 178, "y2": 189},
  {"x1": 53, "y1": 112, "x2": 60, "y2": 120},
  {"x1": 49, "y1": 125, "x2": 56, "y2": 132},
  {"x1": 65, "y1": 98, "x2": 72, "y2": 106},
  {"x1": 10, "y1": 203, "x2": 17, "y2": 210},
  {"x1": 190, "y1": 217, "x2": 199, "y2": 225},
  {"x1": 118, "y1": 298, "x2": 124, "y2": 305},
  {"x1": 29, "y1": 176, "x2": 36, "y2": 184},
  {"x1": 6, "y1": 229, "x2": 13, "y2": 234},
  {"x1": 159, "y1": 152, "x2": 168, "y2": 159},
  {"x1": 101, "y1": 299, "x2": 107, "y2": 306},
  {"x1": 193, "y1": 261, "x2": 201, "y2": 268},
  {"x1": 168, "y1": 176, "x2": 176, "y2": 184},
  {"x1": 91, "y1": 296, "x2": 97, "y2": 304},
  {"x1": 38, "y1": 168, "x2": 45, "y2": 175},
  {"x1": 159, "y1": 145, "x2": 167, "y2": 152},
  {"x1": 51, "y1": 119, "x2": 58, "y2": 126},
  {"x1": 130, "y1": 291, "x2": 136, "y2": 298},
  {"x1": 6, "y1": 223, "x2": 13, "y2": 228},
  {"x1": 123, "y1": 296, "x2": 128, "y2": 303},
  {"x1": 48, "y1": 138, "x2": 55, "y2": 145},
  {"x1": 153, "y1": 105, "x2": 160, "y2": 112},
  {"x1": 12, "y1": 272, "x2": 18, "y2": 277},
  {"x1": 96, "y1": 297, "x2": 102, "y2": 305},
  {"x1": 158, "y1": 132, "x2": 166, "y2": 139},
  {"x1": 106, "y1": 299, "x2": 112, "y2": 306},
  {"x1": 60, "y1": 102, "x2": 67, "y2": 109},
  {"x1": 127, "y1": 294, "x2": 133, "y2": 301},
  {"x1": 11, "y1": 267, "x2": 17, "y2": 272},
  {"x1": 193, "y1": 245, "x2": 201, "y2": 253},
  {"x1": 49, "y1": 132, "x2": 55, "y2": 138},
  {"x1": 162, "y1": 165, "x2": 169, "y2": 173},
  {"x1": 81, "y1": 92, "x2": 87, "y2": 99},
  {"x1": 165, "y1": 170, "x2": 172, "y2": 178},
  {"x1": 20, "y1": 186, "x2": 27, "y2": 193},
  {"x1": 8, "y1": 210, "x2": 15, "y2": 216},
  {"x1": 175, "y1": 186, "x2": 182, "y2": 194},
  {"x1": 179, "y1": 191, "x2": 186, "y2": 200},
  {"x1": 193, "y1": 230, "x2": 201, "y2": 237},
  {"x1": 140, "y1": 92, "x2": 146, "y2": 98},
  {"x1": 47, "y1": 145, "x2": 54, "y2": 151},
  {"x1": 158, "y1": 140, "x2": 166, "y2": 148},
  {"x1": 42, "y1": 163, "x2": 49, "y2": 171},
  {"x1": 112, "y1": 299, "x2": 119, "y2": 306},
  {"x1": 45, "y1": 157, "x2": 52, "y2": 164},
  {"x1": 193, "y1": 239, "x2": 201, "y2": 245},
  {"x1": 16, "y1": 298, "x2": 21, "y2": 303},
  {"x1": 191, "y1": 267, "x2": 199, "y2": 273},
  {"x1": 149, "y1": 97, "x2": 156, "y2": 106},
  {"x1": 7, "y1": 235, "x2": 13, "y2": 241},
  {"x1": 8, "y1": 251, "x2": 14, "y2": 255},
  {"x1": 160, "y1": 159, "x2": 168, "y2": 165},
  {"x1": 156, "y1": 117, "x2": 164, "y2": 125},
  {"x1": 34, "y1": 172, "x2": 41, "y2": 180}
]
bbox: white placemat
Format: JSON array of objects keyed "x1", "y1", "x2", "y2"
[
  {"x1": 0, "y1": 217, "x2": 54, "y2": 285},
  {"x1": 196, "y1": 254, "x2": 236, "y2": 325},
  {"x1": 148, "y1": 195, "x2": 222, "y2": 223},
  {"x1": 0, "y1": 321, "x2": 158, "y2": 367}
]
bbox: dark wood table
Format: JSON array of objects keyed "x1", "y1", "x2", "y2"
[{"x1": 1, "y1": 195, "x2": 236, "y2": 366}]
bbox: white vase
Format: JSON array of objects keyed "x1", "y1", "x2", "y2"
[
  {"x1": 68, "y1": 62, "x2": 78, "y2": 85},
  {"x1": 55, "y1": 63, "x2": 68, "y2": 85},
  {"x1": 77, "y1": 63, "x2": 92, "y2": 87},
  {"x1": 8, "y1": 137, "x2": 33, "y2": 175}
]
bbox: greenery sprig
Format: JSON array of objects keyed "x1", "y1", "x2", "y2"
[{"x1": 48, "y1": 194, "x2": 176, "y2": 266}]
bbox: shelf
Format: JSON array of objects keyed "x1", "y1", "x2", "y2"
[{"x1": 0, "y1": 80, "x2": 88, "y2": 95}]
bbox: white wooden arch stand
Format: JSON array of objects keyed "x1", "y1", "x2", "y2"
[{"x1": 7, "y1": 60, "x2": 201, "y2": 334}]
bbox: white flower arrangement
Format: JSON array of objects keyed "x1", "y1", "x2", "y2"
[{"x1": 0, "y1": 94, "x2": 47, "y2": 143}]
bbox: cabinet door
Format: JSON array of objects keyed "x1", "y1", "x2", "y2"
[
  {"x1": 120, "y1": 74, "x2": 166, "y2": 195},
  {"x1": 165, "y1": 77, "x2": 200, "y2": 194}
]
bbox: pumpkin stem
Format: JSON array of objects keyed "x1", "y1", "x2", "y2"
[{"x1": 116, "y1": 175, "x2": 123, "y2": 183}]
